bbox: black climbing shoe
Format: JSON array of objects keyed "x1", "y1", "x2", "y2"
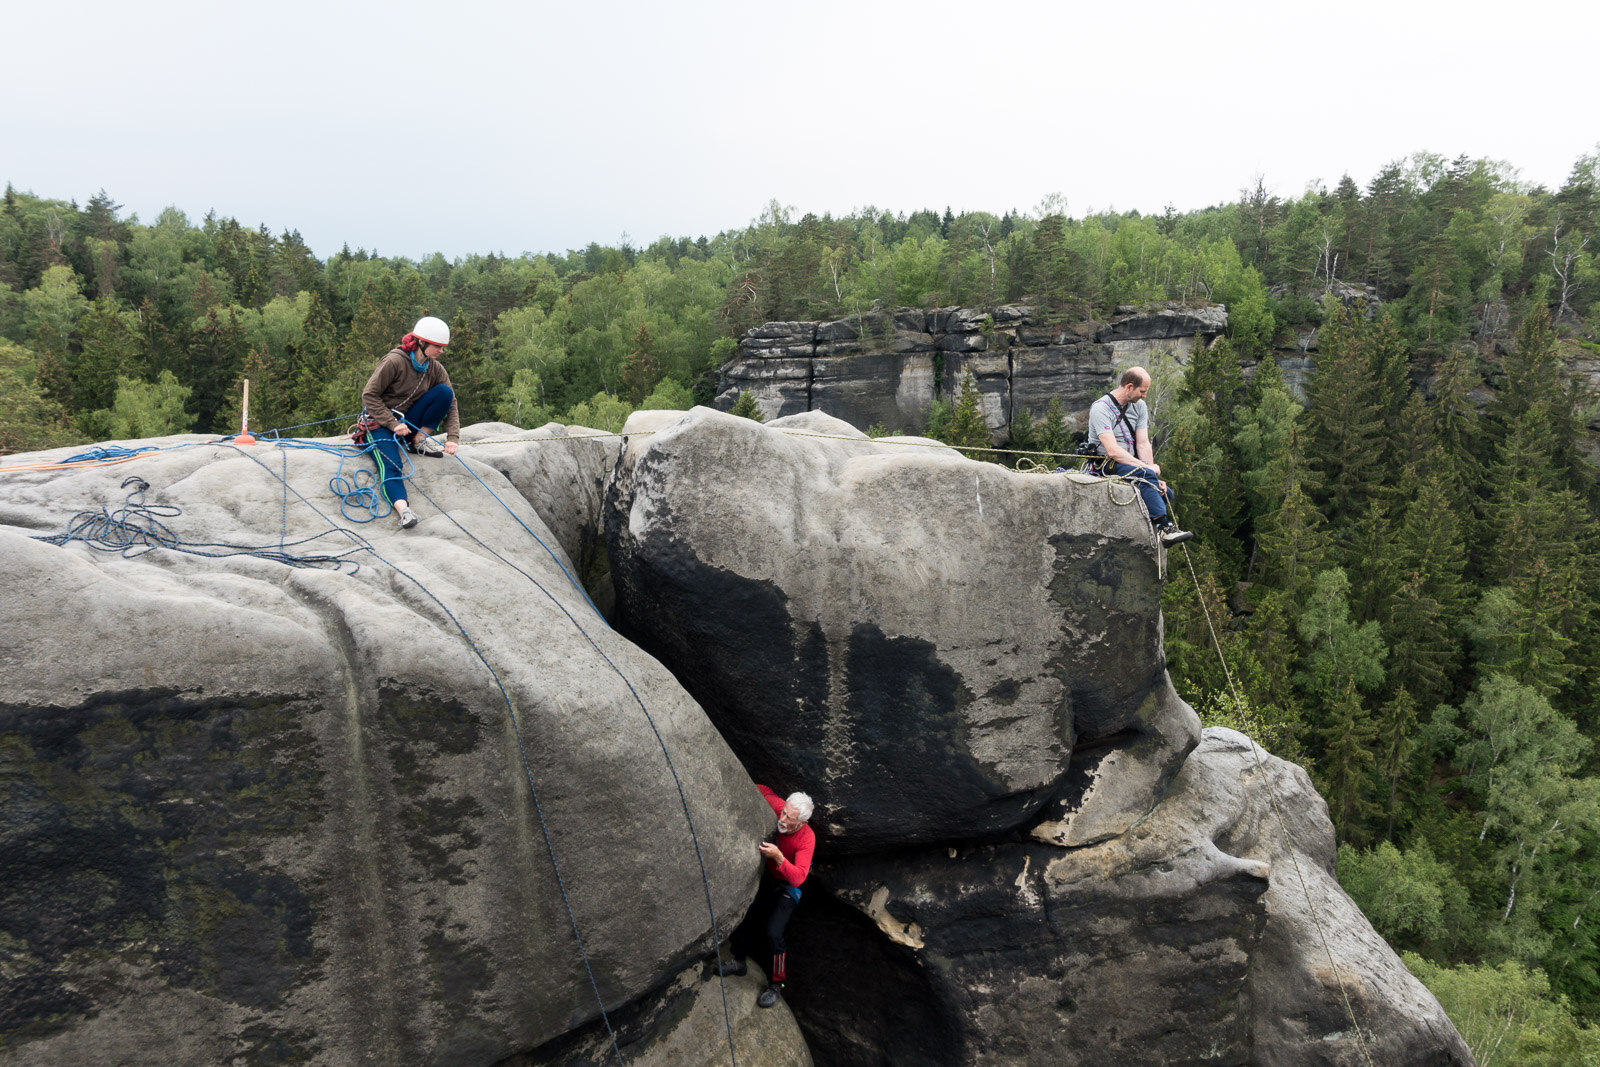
[
  {"x1": 718, "y1": 958, "x2": 747, "y2": 978},
  {"x1": 408, "y1": 438, "x2": 443, "y2": 458},
  {"x1": 757, "y1": 984, "x2": 781, "y2": 1009}
]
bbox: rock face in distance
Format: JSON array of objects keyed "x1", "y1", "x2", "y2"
[
  {"x1": 606, "y1": 407, "x2": 1200, "y2": 854},
  {"x1": 716, "y1": 302, "x2": 1228, "y2": 440},
  {"x1": 0, "y1": 433, "x2": 780, "y2": 1066}
]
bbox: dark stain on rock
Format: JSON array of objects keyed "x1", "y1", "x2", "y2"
[
  {"x1": 512, "y1": 959, "x2": 702, "y2": 1066},
  {"x1": 983, "y1": 678, "x2": 1020, "y2": 706},
  {"x1": 423, "y1": 927, "x2": 493, "y2": 1025},
  {"x1": 234, "y1": 1021, "x2": 319, "y2": 1065},
  {"x1": 785, "y1": 883, "x2": 962, "y2": 1067},
  {"x1": 1046, "y1": 531, "x2": 1166, "y2": 740},
  {"x1": 375, "y1": 687, "x2": 487, "y2": 884},
  {"x1": 0, "y1": 691, "x2": 322, "y2": 1046}
]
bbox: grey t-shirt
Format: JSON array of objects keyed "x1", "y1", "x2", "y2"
[{"x1": 1088, "y1": 394, "x2": 1148, "y2": 456}]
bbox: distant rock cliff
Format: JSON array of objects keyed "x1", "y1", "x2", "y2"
[{"x1": 715, "y1": 303, "x2": 1228, "y2": 440}]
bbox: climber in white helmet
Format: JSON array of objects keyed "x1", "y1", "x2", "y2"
[{"x1": 360, "y1": 316, "x2": 462, "y2": 530}]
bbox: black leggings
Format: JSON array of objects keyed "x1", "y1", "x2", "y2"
[{"x1": 734, "y1": 883, "x2": 799, "y2": 984}]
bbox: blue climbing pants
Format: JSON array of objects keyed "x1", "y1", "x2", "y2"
[{"x1": 369, "y1": 384, "x2": 454, "y2": 507}]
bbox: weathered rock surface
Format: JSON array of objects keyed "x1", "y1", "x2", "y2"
[
  {"x1": 716, "y1": 302, "x2": 1228, "y2": 440},
  {"x1": 4, "y1": 411, "x2": 1474, "y2": 1066},
  {"x1": 783, "y1": 729, "x2": 1470, "y2": 1066},
  {"x1": 0, "y1": 433, "x2": 782, "y2": 1065},
  {"x1": 511, "y1": 964, "x2": 811, "y2": 1067},
  {"x1": 606, "y1": 407, "x2": 1200, "y2": 853},
  {"x1": 605, "y1": 411, "x2": 1471, "y2": 1065}
]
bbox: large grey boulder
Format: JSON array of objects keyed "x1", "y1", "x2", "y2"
[
  {"x1": 784, "y1": 728, "x2": 1471, "y2": 1066},
  {"x1": 513, "y1": 964, "x2": 811, "y2": 1067},
  {"x1": 605, "y1": 407, "x2": 1199, "y2": 853},
  {"x1": 0, "y1": 433, "x2": 779, "y2": 1065},
  {"x1": 457, "y1": 421, "x2": 618, "y2": 574}
]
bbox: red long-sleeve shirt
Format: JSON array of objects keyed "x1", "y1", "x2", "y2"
[{"x1": 757, "y1": 784, "x2": 814, "y2": 887}]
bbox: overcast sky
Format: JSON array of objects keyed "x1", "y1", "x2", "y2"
[{"x1": 8, "y1": 0, "x2": 1597, "y2": 262}]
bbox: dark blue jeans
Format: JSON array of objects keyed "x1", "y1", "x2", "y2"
[
  {"x1": 1108, "y1": 461, "x2": 1169, "y2": 522},
  {"x1": 369, "y1": 384, "x2": 454, "y2": 507}
]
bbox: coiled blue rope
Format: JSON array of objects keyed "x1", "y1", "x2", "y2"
[
  {"x1": 33, "y1": 474, "x2": 365, "y2": 571},
  {"x1": 60, "y1": 444, "x2": 161, "y2": 463}
]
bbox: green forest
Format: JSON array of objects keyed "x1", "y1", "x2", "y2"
[{"x1": 3, "y1": 150, "x2": 1599, "y2": 1063}]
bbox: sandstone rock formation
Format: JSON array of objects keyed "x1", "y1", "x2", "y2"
[
  {"x1": 2, "y1": 411, "x2": 1473, "y2": 1066},
  {"x1": 715, "y1": 303, "x2": 1228, "y2": 440},
  {"x1": 607, "y1": 408, "x2": 1198, "y2": 853},
  {"x1": 606, "y1": 407, "x2": 1472, "y2": 1066},
  {"x1": 0, "y1": 430, "x2": 789, "y2": 1066},
  {"x1": 788, "y1": 729, "x2": 1471, "y2": 1066}
]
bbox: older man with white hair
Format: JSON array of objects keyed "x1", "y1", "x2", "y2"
[{"x1": 724, "y1": 782, "x2": 816, "y2": 1009}]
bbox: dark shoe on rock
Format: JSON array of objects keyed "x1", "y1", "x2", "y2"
[
  {"x1": 408, "y1": 438, "x2": 443, "y2": 458},
  {"x1": 718, "y1": 958, "x2": 747, "y2": 977},
  {"x1": 757, "y1": 984, "x2": 781, "y2": 1009}
]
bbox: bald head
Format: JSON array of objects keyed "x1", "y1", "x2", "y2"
[{"x1": 1114, "y1": 366, "x2": 1152, "y2": 404}]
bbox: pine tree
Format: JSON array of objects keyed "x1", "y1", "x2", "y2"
[
  {"x1": 289, "y1": 291, "x2": 341, "y2": 423},
  {"x1": 186, "y1": 307, "x2": 250, "y2": 432},
  {"x1": 728, "y1": 391, "x2": 765, "y2": 422},
  {"x1": 1318, "y1": 678, "x2": 1381, "y2": 844},
  {"x1": 620, "y1": 322, "x2": 663, "y2": 404},
  {"x1": 218, "y1": 347, "x2": 286, "y2": 437},
  {"x1": 1039, "y1": 397, "x2": 1070, "y2": 466},
  {"x1": 1375, "y1": 687, "x2": 1420, "y2": 840},
  {"x1": 943, "y1": 369, "x2": 993, "y2": 459},
  {"x1": 1384, "y1": 468, "x2": 1471, "y2": 705},
  {"x1": 442, "y1": 316, "x2": 499, "y2": 427},
  {"x1": 70, "y1": 297, "x2": 135, "y2": 415},
  {"x1": 1304, "y1": 303, "x2": 1392, "y2": 533},
  {"x1": 1007, "y1": 406, "x2": 1039, "y2": 466}
]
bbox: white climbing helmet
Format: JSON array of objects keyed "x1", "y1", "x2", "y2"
[{"x1": 412, "y1": 316, "x2": 450, "y2": 347}]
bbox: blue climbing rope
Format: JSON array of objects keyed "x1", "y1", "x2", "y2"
[
  {"x1": 407, "y1": 470, "x2": 741, "y2": 1067},
  {"x1": 33, "y1": 474, "x2": 365, "y2": 572},
  {"x1": 444, "y1": 450, "x2": 607, "y2": 624},
  {"x1": 25, "y1": 425, "x2": 738, "y2": 1066},
  {"x1": 222, "y1": 443, "x2": 632, "y2": 1066},
  {"x1": 59, "y1": 444, "x2": 161, "y2": 463}
]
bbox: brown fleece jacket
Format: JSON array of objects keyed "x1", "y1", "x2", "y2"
[{"x1": 360, "y1": 347, "x2": 461, "y2": 442}]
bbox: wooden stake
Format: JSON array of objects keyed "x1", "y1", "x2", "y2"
[{"x1": 236, "y1": 378, "x2": 257, "y2": 444}]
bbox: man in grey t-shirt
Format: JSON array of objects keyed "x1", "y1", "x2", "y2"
[{"x1": 1088, "y1": 366, "x2": 1194, "y2": 547}]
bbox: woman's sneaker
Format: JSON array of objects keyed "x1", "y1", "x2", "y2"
[{"x1": 408, "y1": 437, "x2": 443, "y2": 458}]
